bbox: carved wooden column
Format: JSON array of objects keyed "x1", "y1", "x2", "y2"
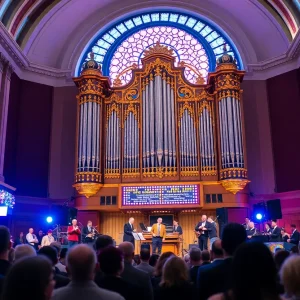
[{"x1": 0, "y1": 54, "x2": 13, "y2": 182}]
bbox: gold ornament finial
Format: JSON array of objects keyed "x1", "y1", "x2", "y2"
[
  {"x1": 73, "y1": 182, "x2": 102, "y2": 198},
  {"x1": 221, "y1": 179, "x2": 250, "y2": 194},
  {"x1": 143, "y1": 42, "x2": 174, "y2": 58}
]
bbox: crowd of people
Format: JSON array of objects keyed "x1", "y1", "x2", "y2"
[{"x1": 0, "y1": 223, "x2": 300, "y2": 300}]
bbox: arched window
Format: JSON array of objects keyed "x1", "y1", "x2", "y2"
[{"x1": 77, "y1": 10, "x2": 242, "y2": 86}]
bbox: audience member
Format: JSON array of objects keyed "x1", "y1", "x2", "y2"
[
  {"x1": 0, "y1": 226, "x2": 11, "y2": 277},
  {"x1": 14, "y1": 232, "x2": 25, "y2": 247},
  {"x1": 97, "y1": 246, "x2": 139, "y2": 300},
  {"x1": 210, "y1": 239, "x2": 224, "y2": 261},
  {"x1": 95, "y1": 234, "x2": 114, "y2": 253},
  {"x1": 52, "y1": 244, "x2": 124, "y2": 300},
  {"x1": 197, "y1": 223, "x2": 247, "y2": 300},
  {"x1": 8, "y1": 249, "x2": 14, "y2": 264},
  {"x1": 151, "y1": 251, "x2": 174, "y2": 289},
  {"x1": 1, "y1": 256, "x2": 54, "y2": 300},
  {"x1": 290, "y1": 245, "x2": 299, "y2": 254},
  {"x1": 280, "y1": 255, "x2": 300, "y2": 300},
  {"x1": 189, "y1": 247, "x2": 201, "y2": 284},
  {"x1": 135, "y1": 249, "x2": 155, "y2": 276},
  {"x1": 118, "y1": 242, "x2": 153, "y2": 300},
  {"x1": 133, "y1": 254, "x2": 141, "y2": 266},
  {"x1": 154, "y1": 256, "x2": 196, "y2": 300},
  {"x1": 209, "y1": 242, "x2": 281, "y2": 300},
  {"x1": 14, "y1": 244, "x2": 36, "y2": 261},
  {"x1": 56, "y1": 247, "x2": 68, "y2": 274},
  {"x1": 149, "y1": 254, "x2": 159, "y2": 267},
  {"x1": 201, "y1": 250, "x2": 211, "y2": 266},
  {"x1": 274, "y1": 249, "x2": 290, "y2": 270},
  {"x1": 38, "y1": 246, "x2": 70, "y2": 288},
  {"x1": 183, "y1": 253, "x2": 190, "y2": 267}
]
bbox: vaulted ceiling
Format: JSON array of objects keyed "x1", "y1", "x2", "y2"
[{"x1": 0, "y1": 0, "x2": 299, "y2": 85}]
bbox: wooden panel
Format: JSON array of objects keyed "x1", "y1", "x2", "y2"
[{"x1": 77, "y1": 211, "x2": 100, "y2": 229}]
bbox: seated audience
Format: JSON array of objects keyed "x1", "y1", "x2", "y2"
[
  {"x1": 287, "y1": 224, "x2": 300, "y2": 245},
  {"x1": 154, "y1": 256, "x2": 196, "y2": 300},
  {"x1": 118, "y1": 242, "x2": 153, "y2": 300},
  {"x1": 14, "y1": 244, "x2": 36, "y2": 261},
  {"x1": 97, "y1": 246, "x2": 140, "y2": 300},
  {"x1": 52, "y1": 244, "x2": 124, "y2": 300},
  {"x1": 135, "y1": 249, "x2": 155, "y2": 276},
  {"x1": 95, "y1": 234, "x2": 114, "y2": 253},
  {"x1": 56, "y1": 247, "x2": 67, "y2": 274},
  {"x1": 14, "y1": 232, "x2": 25, "y2": 247},
  {"x1": 197, "y1": 223, "x2": 247, "y2": 300},
  {"x1": 201, "y1": 250, "x2": 211, "y2": 266},
  {"x1": 274, "y1": 249, "x2": 290, "y2": 271},
  {"x1": 151, "y1": 251, "x2": 174, "y2": 289},
  {"x1": 149, "y1": 254, "x2": 159, "y2": 267},
  {"x1": 133, "y1": 254, "x2": 141, "y2": 266},
  {"x1": 38, "y1": 246, "x2": 70, "y2": 288},
  {"x1": 208, "y1": 242, "x2": 281, "y2": 300},
  {"x1": 1, "y1": 255, "x2": 54, "y2": 300},
  {"x1": 280, "y1": 255, "x2": 300, "y2": 300},
  {"x1": 0, "y1": 226, "x2": 11, "y2": 277},
  {"x1": 189, "y1": 247, "x2": 202, "y2": 284}
]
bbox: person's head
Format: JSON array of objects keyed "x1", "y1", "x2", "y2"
[
  {"x1": 98, "y1": 246, "x2": 123, "y2": 276},
  {"x1": 280, "y1": 255, "x2": 300, "y2": 298},
  {"x1": 38, "y1": 230, "x2": 43, "y2": 236},
  {"x1": 29, "y1": 228, "x2": 34, "y2": 234},
  {"x1": 211, "y1": 239, "x2": 223, "y2": 260},
  {"x1": 271, "y1": 219, "x2": 277, "y2": 228},
  {"x1": 173, "y1": 220, "x2": 178, "y2": 226},
  {"x1": 201, "y1": 215, "x2": 207, "y2": 222},
  {"x1": 50, "y1": 242, "x2": 62, "y2": 256},
  {"x1": 19, "y1": 232, "x2": 24, "y2": 238},
  {"x1": 161, "y1": 256, "x2": 189, "y2": 287},
  {"x1": 47, "y1": 230, "x2": 52, "y2": 236},
  {"x1": 221, "y1": 223, "x2": 247, "y2": 256},
  {"x1": 249, "y1": 222, "x2": 255, "y2": 229},
  {"x1": 133, "y1": 254, "x2": 141, "y2": 265},
  {"x1": 67, "y1": 244, "x2": 96, "y2": 281},
  {"x1": 87, "y1": 220, "x2": 92, "y2": 227},
  {"x1": 232, "y1": 242, "x2": 278, "y2": 299},
  {"x1": 157, "y1": 217, "x2": 162, "y2": 224},
  {"x1": 15, "y1": 244, "x2": 36, "y2": 261},
  {"x1": 281, "y1": 228, "x2": 286, "y2": 235},
  {"x1": 95, "y1": 235, "x2": 114, "y2": 251},
  {"x1": 129, "y1": 217, "x2": 134, "y2": 224},
  {"x1": 59, "y1": 248, "x2": 68, "y2": 261},
  {"x1": 149, "y1": 254, "x2": 159, "y2": 267},
  {"x1": 189, "y1": 247, "x2": 201, "y2": 265},
  {"x1": 291, "y1": 224, "x2": 297, "y2": 230},
  {"x1": 0, "y1": 226, "x2": 11, "y2": 259},
  {"x1": 140, "y1": 248, "x2": 151, "y2": 262},
  {"x1": 154, "y1": 251, "x2": 174, "y2": 277},
  {"x1": 207, "y1": 216, "x2": 213, "y2": 223},
  {"x1": 265, "y1": 223, "x2": 271, "y2": 230},
  {"x1": 201, "y1": 250, "x2": 210, "y2": 262},
  {"x1": 245, "y1": 218, "x2": 250, "y2": 224},
  {"x1": 290, "y1": 246, "x2": 299, "y2": 254},
  {"x1": 184, "y1": 254, "x2": 190, "y2": 265},
  {"x1": 274, "y1": 249, "x2": 290, "y2": 270},
  {"x1": 2, "y1": 256, "x2": 54, "y2": 300},
  {"x1": 72, "y1": 219, "x2": 77, "y2": 226},
  {"x1": 118, "y1": 242, "x2": 134, "y2": 263},
  {"x1": 38, "y1": 246, "x2": 58, "y2": 266}
]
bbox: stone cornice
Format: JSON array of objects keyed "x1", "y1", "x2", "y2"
[{"x1": 0, "y1": 20, "x2": 300, "y2": 86}]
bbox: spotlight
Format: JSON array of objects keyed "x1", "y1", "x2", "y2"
[
  {"x1": 255, "y1": 213, "x2": 263, "y2": 220},
  {"x1": 46, "y1": 216, "x2": 53, "y2": 223}
]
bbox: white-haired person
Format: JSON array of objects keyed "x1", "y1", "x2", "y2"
[{"x1": 67, "y1": 219, "x2": 81, "y2": 248}]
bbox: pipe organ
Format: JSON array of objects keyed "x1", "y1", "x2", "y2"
[{"x1": 73, "y1": 43, "x2": 249, "y2": 200}]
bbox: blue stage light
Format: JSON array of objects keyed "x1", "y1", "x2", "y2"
[
  {"x1": 255, "y1": 213, "x2": 263, "y2": 220},
  {"x1": 46, "y1": 216, "x2": 53, "y2": 223}
]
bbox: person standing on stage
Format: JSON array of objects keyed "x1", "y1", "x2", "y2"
[
  {"x1": 67, "y1": 219, "x2": 81, "y2": 248},
  {"x1": 151, "y1": 217, "x2": 166, "y2": 255},
  {"x1": 207, "y1": 216, "x2": 218, "y2": 249},
  {"x1": 82, "y1": 220, "x2": 95, "y2": 247},
  {"x1": 41, "y1": 230, "x2": 55, "y2": 247},
  {"x1": 270, "y1": 219, "x2": 282, "y2": 242},
  {"x1": 288, "y1": 224, "x2": 300, "y2": 245},
  {"x1": 26, "y1": 228, "x2": 38, "y2": 249},
  {"x1": 173, "y1": 220, "x2": 183, "y2": 235},
  {"x1": 195, "y1": 215, "x2": 211, "y2": 250},
  {"x1": 123, "y1": 217, "x2": 136, "y2": 245}
]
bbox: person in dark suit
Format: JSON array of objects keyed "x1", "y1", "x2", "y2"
[
  {"x1": 270, "y1": 220, "x2": 282, "y2": 242},
  {"x1": 288, "y1": 224, "x2": 300, "y2": 245},
  {"x1": 173, "y1": 220, "x2": 183, "y2": 235},
  {"x1": 246, "y1": 222, "x2": 256, "y2": 239},
  {"x1": 207, "y1": 216, "x2": 218, "y2": 250},
  {"x1": 197, "y1": 223, "x2": 247, "y2": 300},
  {"x1": 82, "y1": 220, "x2": 95, "y2": 247},
  {"x1": 195, "y1": 215, "x2": 210, "y2": 250},
  {"x1": 123, "y1": 217, "x2": 135, "y2": 245}
]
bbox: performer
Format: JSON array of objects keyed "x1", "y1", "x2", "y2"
[
  {"x1": 195, "y1": 215, "x2": 211, "y2": 250},
  {"x1": 173, "y1": 220, "x2": 183, "y2": 235},
  {"x1": 246, "y1": 222, "x2": 256, "y2": 239},
  {"x1": 123, "y1": 217, "x2": 136, "y2": 245},
  {"x1": 41, "y1": 230, "x2": 55, "y2": 247},
  {"x1": 82, "y1": 220, "x2": 95, "y2": 247},
  {"x1": 243, "y1": 218, "x2": 251, "y2": 230},
  {"x1": 67, "y1": 219, "x2": 81, "y2": 248},
  {"x1": 281, "y1": 228, "x2": 290, "y2": 242},
  {"x1": 288, "y1": 224, "x2": 300, "y2": 245},
  {"x1": 151, "y1": 217, "x2": 166, "y2": 255},
  {"x1": 26, "y1": 228, "x2": 38, "y2": 249},
  {"x1": 270, "y1": 219, "x2": 281, "y2": 242},
  {"x1": 207, "y1": 216, "x2": 218, "y2": 249}
]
